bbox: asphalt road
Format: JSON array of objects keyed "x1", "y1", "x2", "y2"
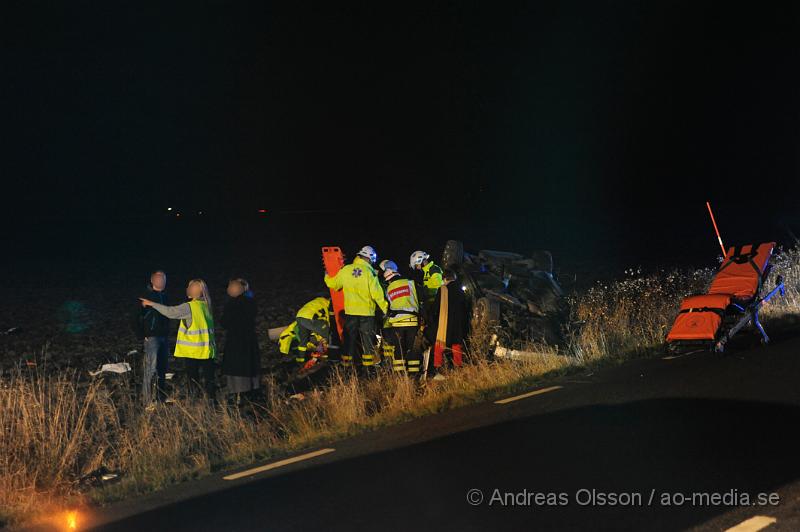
[{"x1": 85, "y1": 328, "x2": 800, "y2": 532}]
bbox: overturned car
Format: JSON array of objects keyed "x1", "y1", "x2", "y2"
[{"x1": 440, "y1": 240, "x2": 570, "y2": 351}]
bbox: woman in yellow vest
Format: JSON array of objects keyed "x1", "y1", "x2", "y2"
[{"x1": 140, "y1": 279, "x2": 216, "y2": 399}]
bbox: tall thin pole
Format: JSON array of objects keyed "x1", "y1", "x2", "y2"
[{"x1": 706, "y1": 201, "x2": 726, "y2": 257}]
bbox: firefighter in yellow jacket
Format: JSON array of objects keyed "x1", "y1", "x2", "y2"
[
  {"x1": 381, "y1": 261, "x2": 422, "y2": 375},
  {"x1": 141, "y1": 279, "x2": 216, "y2": 399},
  {"x1": 294, "y1": 296, "x2": 332, "y2": 364},
  {"x1": 324, "y1": 245, "x2": 388, "y2": 367},
  {"x1": 410, "y1": 250, "x2": 444, "y2": 308},
  {"x1": 278, "y1": 320, "x2": 325, "y2": 365}
]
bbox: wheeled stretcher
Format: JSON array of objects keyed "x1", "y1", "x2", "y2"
[{"x1": 666, "y1": 242, "x2": 785, "y2": 353}]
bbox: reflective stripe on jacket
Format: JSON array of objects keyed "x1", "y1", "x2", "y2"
[{"x1": 384, "y1": 278, "x2": 419, "y2": 328}]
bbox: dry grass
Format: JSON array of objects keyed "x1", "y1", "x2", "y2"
[
  {"x1": 3, "y1": 247, "x2": 800, "y2": 528},
  {"x1": 567, "y1": 266, "x2": 714, "y2": 362}
]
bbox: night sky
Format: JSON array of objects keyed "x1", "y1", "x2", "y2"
[{"x1": 3, "y1": 2, "x2": 800, "y2": 262}]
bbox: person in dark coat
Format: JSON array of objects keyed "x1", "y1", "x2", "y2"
[
  {"x1": 221, "y1": 278, "x2": 261, "y2": 399},
  {"x1": 425, "y1": 269, "x2": 469, "y2": 379}
]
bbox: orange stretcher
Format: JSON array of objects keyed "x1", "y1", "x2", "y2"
[
  {"x1": 666, "y1": 242, "x2": 785, "y2": 353},
  {"x1": 322, "y1": 246, "x2": 346, "y2": 343}
]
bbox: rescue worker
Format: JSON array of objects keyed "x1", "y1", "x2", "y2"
[
  {"x1": 278, "y1": 321, "x2": 324, "y2": 365},
  {"x1": 141, "y1": 279, "x2": 216, "y2": 399},
  {"x1": 324, "y1": 245, "x2": 388, "y2": 368},
  {"x1": 295, "y1": 296, "x2": 332, "y2": 364},
  {"x1": 381, "y1": 261, "x2": 422, "y2": 375},
  {"x1": 378, "y1": 259, "x2": 392, "y2": 289},
  {"x1": 410, "y1": 250, "x2": 444, "y2": 309}
]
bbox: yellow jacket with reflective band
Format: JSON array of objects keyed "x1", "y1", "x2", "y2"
[
  {"x1": 422, "y1": 261, "x2": 444, "y2": 301},
  {"x1": 296, "y1": 297, "x2": 330, "y2": 322},
  {"x1": 324, "y1": 257, "x2": 388, "y2": 316},
  {"x1": 174, "y1": 300, "x2": 215, "y2": 360},
  {"x1": 384, "y1": 277, "x2": 420, "y2": 328}
]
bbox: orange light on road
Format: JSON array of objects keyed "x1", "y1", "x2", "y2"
[{"x1": 65, "y1": 510, "x2": 78, "y2": 530}]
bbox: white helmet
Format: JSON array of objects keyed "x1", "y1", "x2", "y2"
[
  {"x1": 409, "y1": 250, "x2": 429, "y2": 269},
  {"x1": 357, "y1": 245, "x2": 378, "y2": 264}
]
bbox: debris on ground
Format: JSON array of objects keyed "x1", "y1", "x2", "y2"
[
  {"x1": 78, "y1": 466, "x2": 121, "y2": 488},
  {"x1": 88, "y1": 362, "x2": 132, "y2": 377},
  {"x1": 493, "y1": 345, "x2": 544, "y2": 360}
]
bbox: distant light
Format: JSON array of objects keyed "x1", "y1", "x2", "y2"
[
  {"x1": 198, "y1": 211, "x2": 203, "y2": 215},
  {"x1": 461, "y1": 285, "x2": 467, "y2": 292},
  {"x1": 167, "y1": 207, "x2": 173, "y2": 211},
  {"x1": 176, "y1": 213, "x2": 181, "y2": 217},
  {"x1": 258, "y1": 209, "x2": 267, "y2": 214}
]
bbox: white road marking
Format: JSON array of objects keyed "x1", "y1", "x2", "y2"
[
  {"x1": 223, "y1": 448, "x2": 336, "y2": 481},
  {"x1": 494, "y1": 386, "x2": 562, "y2": 405},
  {"x1": 663, "y1": 349, "x2": 704, "y2": 360},
  {"x1": 725, "y1": 515, "x2": 777, "y2": 532}
]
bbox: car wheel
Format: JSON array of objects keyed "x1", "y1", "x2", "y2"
[
  {"x1": 442, "y1": 240, "x2": 464, "y2": 268},
  {"x1": 473, "y1": 297, "x2": 501, "y2": 327}
]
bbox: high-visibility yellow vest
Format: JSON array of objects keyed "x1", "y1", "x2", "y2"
[
  {"x1": 384, "y1": 278, "x2": 419, "y2": 328},
  {"x1": 296, "y1": 297, "x2": 330, "y2": 322},
  {"x1": 422, "y1": 261, "x2": 444, "y2": 302},
  {"x1": 174, "y1": 300, "x2": 215, "y2": 360},
  {"x1": 324, "y1": 257, "x2": 388, "y2": 316}
]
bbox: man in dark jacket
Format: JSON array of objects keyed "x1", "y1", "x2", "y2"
[
  {"x1": 134, "y1": 270, "x2": 170, "y2": 405},
  {"x1": 425, "y1": 269, "x2": 469, "y2": 379}
]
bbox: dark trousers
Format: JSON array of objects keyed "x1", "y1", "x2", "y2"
[
  {"x1": 184, "y1": 358, "x2": 216, "y2": 399},
  {"x1": 383, "y1": 326, "x2": 420, "y2": 373},
  {"x1": 344, "y1": 315, "x2": 377, "y2": 366},
  {"x1": 296, "y1": 316, "x2": 330, "y2": 360}
]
